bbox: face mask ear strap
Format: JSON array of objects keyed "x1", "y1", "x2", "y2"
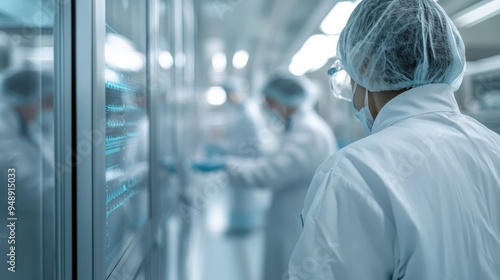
[
  {"x1": 364, "y1": 88, "x2": 375, "y2": 122},
  {"x1": 364, "y1": 88, "x2": 369, "y2": 106},
  {"x1": 351, "y1": 82, "x2": 359, "y2": 109},
  {"x1": 351, "y1": 82, "x2": 358, "y2": 99}
]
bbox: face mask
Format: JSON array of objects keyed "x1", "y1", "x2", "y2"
[{"x1": 352, "y1": 88, "x2": 374, "y2": 136}]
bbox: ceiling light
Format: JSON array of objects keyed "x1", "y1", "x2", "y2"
[
  {"x1": 289, "y1": 34, "x2": 339, "y2": 76},
  {"x1": 212, "y1": 52, "x2": 227, "y2": 72},
  {"x1": 232, "y1": 50, "x2": 249, "y2": 69},
  {"x1": 206, "y1": 86, "x2": 227, "y2": 105},
  {"x1": 105, "y1": 34, "x2": 145, "y2": 72},
  {"x1": 320, "y1": 1, "x2": 360, "y2": 35},
  {"x1": 453, "y1": 0, "x2": 500, "y2": 28},
  {"x1": 159, "y1": 51, "x2": 174, "y2": 69}
]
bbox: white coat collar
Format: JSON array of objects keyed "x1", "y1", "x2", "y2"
[{"x1": 371, "y1": 83, "x2": 461, "y2": 134}]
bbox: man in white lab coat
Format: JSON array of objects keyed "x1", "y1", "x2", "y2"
[
  {"x1": 218, "y1": 77, "x2": 271, "y2": 234},
  {"x1": 289, "y1": 0, "x2": 500, "y2": 279},
  {"x1": 0, "y1": 69, "x2": 55, "y2": 280},
  {"x1": 224, "y1": 74, "x2": 338, "y2": 280}
]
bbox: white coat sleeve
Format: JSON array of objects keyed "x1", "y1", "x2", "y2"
[
  {"x1": 225, "y1": 127, "x2": 327, "y2": 191},
  {"x1": 287, "y1": 170, "x2": 396, "y2": 280}
]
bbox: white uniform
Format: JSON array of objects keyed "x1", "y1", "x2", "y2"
[
  {"x1": 227, "y1": 108, "x2": 337, "y2": 280},
  {"x1": 222, "y1": 101, "x2": 271, "y2": 230},
  {"x1": 222, "y1": 101, "x2": 263, "y2": 156},
  {"x1": 0, "y1": 103, "x2": 55, "y2": 280},
  {"x1": 289, "y1": 84, "x2": 500, "y2": 280}
]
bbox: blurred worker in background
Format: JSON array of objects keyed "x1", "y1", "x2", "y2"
[
  {"x1": 0, "y1": 68, "x2": 55, "y2": 280},
  {"x1": 219, "y1": 77, "x2": 263, "y2": 157},
  {"x1": 194, "y1": 74, "x2": 338, "y2": 279},
  {"x1": 218, "y1": 77, "x2": 270, "y2": 234},
  {"x1": 290, "y1": 0, "x2": 500, "y2": 279}
]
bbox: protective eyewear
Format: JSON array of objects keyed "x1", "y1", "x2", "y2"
[{"x1": 327, "y1": 59, "x2": 353, "y2": 102}]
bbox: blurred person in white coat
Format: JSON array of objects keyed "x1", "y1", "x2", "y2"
[
  {"x1": 219, "y1": 77, "x2": 270, "y2": 234},
  {"x1": 0, "y1": 68, "x2": 55, "y2": 280},
  {"x1": 195, "y1": 74, "x2": 338, "y2": 279},
  {"x1": 289, "y1": 0, "x2": 500, "y2": 279}
]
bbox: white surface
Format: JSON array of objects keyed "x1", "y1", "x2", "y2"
[{"x1": 291, "y1": 84, "x2": 500, "y2": 279}]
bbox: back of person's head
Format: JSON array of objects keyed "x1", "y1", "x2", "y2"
[
  {"x1": 222, "y1": 76, "x2": 248, "y2": 94},
  {"x1": 262, "y1": 74, "x2": 311, "y2": 107},
  {"x1": 338, "y1": 0, "x2": 466, "y2": 92},
  {"x1": 1, "y1": 69, "x2": 53, "y2": 107},
  {"x1": 222, "y1": 76, "x2": 248, "y2": 104}
]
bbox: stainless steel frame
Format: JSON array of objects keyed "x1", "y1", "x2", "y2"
[
  {"x1": 73, "y1": 0, "x2": 199, "y2": 278},
  {"x1": 149, "y1": 0, "x2": 162, "y2": 277},
  {"x1": 54, "y1": 0, "x2": 73, "y2": 278},
  {"x1": 75, "y1": 0, "x2": 97, "y2": 278}
]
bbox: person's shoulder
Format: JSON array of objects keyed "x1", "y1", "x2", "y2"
[
  {"x1": 295, "y1": 109, "x2": 333, "y2": 135},
  {"x1": 302, "y1": 108, "x2": 327, "y2": 123},
  {"x1": 462, "y1": 114, "x2": 500, "y2": 142},
  {"x1": 304, "y1": 141, "x2": 378, "y2": 214},
  {"x1": 313, "y1": 132, "x2": 399, "y2": 194},
  {"x1": 317, "y1": 134, "x2": 381, "y2": 169}
]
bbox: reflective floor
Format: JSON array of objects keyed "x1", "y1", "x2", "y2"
[
  {"x1": 198, "y1": 226, "x2": 265, "y2": 280},
  {"x1": 190, "y1": 174, "x2": 270, "y2": 280}
]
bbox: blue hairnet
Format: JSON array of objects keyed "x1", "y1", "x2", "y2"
[
  {"x1": 337, "y1": 0, "x2": 466, "y2": 92},
  {"x1": 262, "y1": 74, "x2": 310, "y2": 107},
  {"x1": 222, "y1": 76, "x2": 248, "y2": 94}
]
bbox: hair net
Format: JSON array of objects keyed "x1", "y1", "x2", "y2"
[
  {"x1": 0, "y1": 69, "x2": 53, "y2": 106},
  {"x1": 262, "y1": 74, "x2": 311, "y2": 107},
  {"x1": 222, "y1": 76, "x2": 248, "y2": 94},
  {"x1": 337, "y1": 0, "x2": 466, "y2": 92}
]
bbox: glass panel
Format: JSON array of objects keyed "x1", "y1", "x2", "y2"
[
  {"x1": 105, "y1": 0, "x2": 149, "y2": 275},
  {"x1": 471, "y1": 72, "x2": 500, "y2": 110},
  {"x1": 0, "y1": 1, "x2": 55, "y2": 279},
  {"x1": 157, "y1": 0, "x2": 177, "y2": 212}
]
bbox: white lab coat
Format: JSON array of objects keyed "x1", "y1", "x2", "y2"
[
  {"x1": 0, "y1": 103, "x2": 55, "y2": 280},
  {"x1": 222, "y1": 101, "x2": 270, "y2": 230},
  {"x1": 289, "y1": 84, "x2": 500, "y2": 280},
  {"x1": 227, "y1": 108, "x2": 337, "y2": 280},
  {"x1": 222, "y1": 101, "x2": 263, "y2": 157}
]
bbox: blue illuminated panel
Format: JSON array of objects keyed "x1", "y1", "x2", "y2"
[{"x1": 104, "y1": 17, "x2": 149, "y2": 275}]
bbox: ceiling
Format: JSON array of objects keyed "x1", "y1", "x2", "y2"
[
  {"x1": 198, "y1": 0, "x2": 337, "y2": 87},
  {"x1": 0, "y1": 0, "x2": 498, "y2": 86},
  {"x1": 439, "y1": 0, "x2": 500, "y2": 60},
  {"x1": 197, "y1": 0, "x2": 500, "y2": 87}
]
